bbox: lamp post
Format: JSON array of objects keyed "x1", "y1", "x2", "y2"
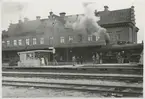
[{"x1": 52, "y1": 20, "x2": 56, "y2": 65}]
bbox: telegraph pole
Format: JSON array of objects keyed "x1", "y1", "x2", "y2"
[{"x1": 52, "y1": 19, "x2": 56, "y2": 65}]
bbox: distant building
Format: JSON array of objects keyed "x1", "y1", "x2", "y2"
[{"x1": 2, "y1": 6, "x2": 139, "y2": 65}]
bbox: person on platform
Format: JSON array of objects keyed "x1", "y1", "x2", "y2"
[
  {"x1": 53, "y1": 54, "x2": 58, "y2": 65},
  {"x1": 80, "y1": 56, "x2": 83, "y2": 64},
  {"x1": 72, "y1": 56, "x2": 76, "y2": 66},
  {"x1": 99, "y1": 52, "x2": 103, "y2": 64},
  {"x1": 117, "y1": 52, "x2": 122, "y2": 63},
  {"x1": 121, "y1": 51, "x2": 125, "y2": 63},
  {"x1": 96, "y1": 53, "x2": 99, "y2": 64},
  {"x1": 92, "y1": 55, "x2": 96, "y2": 64},
  {"x1": 76, "y1": 56, "x2": 80, "y2": 64}
]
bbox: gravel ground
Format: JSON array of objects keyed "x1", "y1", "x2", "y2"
[{"x1": 2, "y1": 86, "x2": 104, "y2": 98}]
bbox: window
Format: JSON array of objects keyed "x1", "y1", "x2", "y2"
[
  {"x1": 26, "y1": 39, "x2": 30, "y2": 45},
  {"x1": 96, "y1": 36, "x2": 100, "y2": 41},
  {"x1": 7, "y1": 41, "x2": 10, "y2": 46},
  {"x1": 33, "y1": 38, "x2": 37, "y2": 45},
  {"x1": 92, "y1": 35, "x2": 99, "y2": 41},
  {"x1": 69, "y1": 36, "x2": 73, "y2": 42},
  {"x1": 26, "y1": 53, "x2": 33, "y2": 60},
  {"x1": 60, "y1": 37, "x2": 65, "y2": 43},
  {"x1": 116, "y1": 34, "x2": 120, "y2": 40},
  {"x1": 13, "y1": 40, "x2": 17, "y2": 46},
  {"x1": 49, "y1": 36, "x2": 53, "y2": 45},
  {"x1": 50, "y1": 36, "x2": 53, "y2": 40},
  {"x1": 108, "y1": 32, "x2": 113, "y2": 40},
  {"x1": 40, "y1": 38, "x2": 44, "y2": 44},
  {"x1": 78, "y1": 34, "x2": 83, "y2": 42},
  {"x1": 18, "y1": 39, "x2": 22, "y2": 45},
  {"x1": 88, "y1": 35, "x2": 92, "y2": 41}
]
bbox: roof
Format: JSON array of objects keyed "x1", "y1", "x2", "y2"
[
  {"x1": 65, "y1": 8, "x2": 132, "y2": 25},
  {"x1": 5, "y1": 7, "x2": 134, "y2": 37}
]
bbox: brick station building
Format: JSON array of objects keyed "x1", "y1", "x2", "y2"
[{"x1": 2, "y1": 6, "x2": 139, "y2": 65}]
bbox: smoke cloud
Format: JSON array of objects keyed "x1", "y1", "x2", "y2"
[{"x1": 68, "y1": 2, "x2": 110, "y2": 44}]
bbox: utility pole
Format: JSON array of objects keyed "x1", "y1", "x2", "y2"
[{"x1": 52, "y1": 19, "x2": 56, "y2": 65}]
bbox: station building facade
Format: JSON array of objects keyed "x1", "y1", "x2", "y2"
[{"x1": 2, "y1": 6, "x2": 139, "y2": 65}]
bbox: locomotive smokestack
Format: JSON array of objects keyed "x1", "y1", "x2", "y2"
[
  {"x1": 66, "y1": 2, "x2": 110, "y2": 45},
  {"x1": 100, "y1": 28, "x2": 110, "y2": 45},
  {"x1": 104, "y1": 33, "x2": 110, "y2": 45}
]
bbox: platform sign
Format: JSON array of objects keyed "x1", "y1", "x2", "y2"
[
  {"x1": 49, "y1": 47, "x2": 54, "y2": 49},
  {"x1": 48, "y1": 47, "x2": 55, "y2": 53}
]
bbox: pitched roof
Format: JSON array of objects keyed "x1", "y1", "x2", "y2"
[
  {"x1": 6, "y1": 7, "x2": 133, "y2": 37},
  {"x1": 65, "y1": 8, "x2": 131, "y2": 25}
]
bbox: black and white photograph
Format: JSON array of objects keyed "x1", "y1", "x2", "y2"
[{"x1": 1, "y1": 0, "x2": 144, "y2": 98}]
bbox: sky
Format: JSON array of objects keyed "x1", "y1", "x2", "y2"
[{"x1": 1, "y1": 0, "x2": 145, "y2": 43}]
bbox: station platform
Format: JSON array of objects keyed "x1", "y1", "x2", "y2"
[{"x1": 2, "y1": 63, "x2": 142, "y2": 69}]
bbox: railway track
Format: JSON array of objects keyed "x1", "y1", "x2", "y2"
[
  {"x1": 2, "y1": 64, "x2": 143, "y2": 97},
  {"x1": 2, "y1": 77, "x2": 143, "y2": 97},
  {"x1": 2, "y1": 71, "x2": 143, "y2": 82}
]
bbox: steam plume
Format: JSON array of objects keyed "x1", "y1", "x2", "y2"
[{"x1": 68, "y1": 2, "x2": 110, "y2": 45}]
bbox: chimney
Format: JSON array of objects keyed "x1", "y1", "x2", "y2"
[
  {"x1": 49, "y1": 11, "x2": 53, "y2": 16},
  {"x1": 24, "y1": 17, "x2": 29, "y2": 22},
  {"x1": 59, "y1": 12, "x2": 66, "y2": 18},
  {"x1": 49, "y1": 11, "x2": 54, "y2": 19},
  {"x1": 18, "y1": 20, "x2": 22, "y2": 24},
  {"x1": 104, "y1": 6, "x2": 109, "y2": 11},
  {"x1": 94, "y1": 10, "x2": 99, "y2": 16},
  {"x1": 36, "y1": 16, "x2": 41, "y2": 20}
]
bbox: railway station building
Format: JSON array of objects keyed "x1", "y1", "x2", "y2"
[{"x1": 2, "y1": 6, "x2": 140, "y2": 65}]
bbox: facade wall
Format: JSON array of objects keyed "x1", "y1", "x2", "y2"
[
  {"x1": 133, "y1": 26, "x2": 137, "y2": 43},
  {"x1": 106, "y1": 26, "x2": 129, "y2": 43},
  {"x1": 2, "y1": 29, "x2": 106, "y2": 49},
  {"x1": 2, "y1": 25, "x2": 134, "y2": 50}
]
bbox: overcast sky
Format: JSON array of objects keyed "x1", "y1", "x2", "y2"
[{"x1": 1, "y1": 0, "x2": 144, "y2": 43}]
